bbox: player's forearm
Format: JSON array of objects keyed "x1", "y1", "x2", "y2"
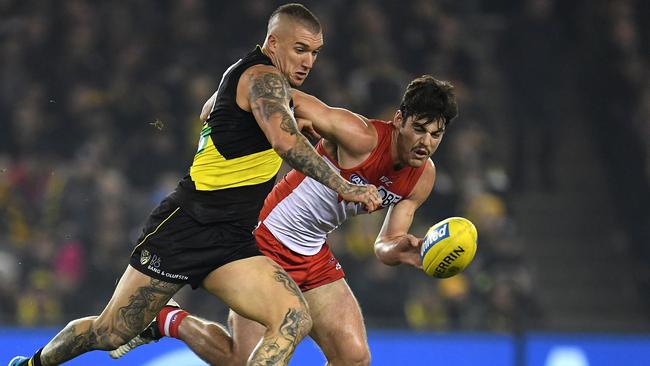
[
  {"x1": 247, "y1": 71, "x2": 352, "y2": 195},
  {"x1": 257, "y1": 104, "x2": 349, "y2": 194},
  {"x1": 279, "y1": 133, "x2": 349, "y2": 194}
]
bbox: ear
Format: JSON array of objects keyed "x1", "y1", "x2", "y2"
[
  {"x1": 267, "y1": 33, "x2": 279, "y2": 52},
  {"x1": 393, "y1": 110, "x2": 404, "y2": 128}
]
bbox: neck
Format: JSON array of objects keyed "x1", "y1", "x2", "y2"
[
  {"x1": 260, "y1": 45, "x2": 279, "y2": 67},
  {"x1": 390, "y1": 128, "x2": 405, "y2": 170}
]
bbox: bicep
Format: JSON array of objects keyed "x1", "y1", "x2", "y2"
[
  {"x1": 292, "y1": 90, "x2": 375, "y2": 154},
  {"x1": 244, "y1": 67, "x2": 299, "y2": 147}
]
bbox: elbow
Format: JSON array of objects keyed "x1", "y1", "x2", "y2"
[
  {"x1": 271, "y1": 133, "x2": 302, "y2": 157},
  {"x1": 271, "y1": 139, "x2": 293, "y2": 157},
  {"x1": 374, "y1": 242, "x2": 398, "y2": 266}
]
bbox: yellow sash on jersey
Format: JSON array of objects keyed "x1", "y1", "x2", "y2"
[{"x1": 190, "y1": 126, "x2": 282, "y2": 191}]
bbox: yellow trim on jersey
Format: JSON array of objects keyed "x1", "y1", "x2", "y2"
[
  {"x1": 190, "y1": 135, "x2": 282, "y2": 191},
  {"x1": 130, "y1": 207, "x2": 180, "y2": 257}
]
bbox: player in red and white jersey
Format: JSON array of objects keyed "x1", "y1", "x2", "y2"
[
  {"x1": 110, "y1": 75, "x2": 458, "y2": 366},
  {"x1": 259, "y1": 117, "x2": 428, "y2": 258}
]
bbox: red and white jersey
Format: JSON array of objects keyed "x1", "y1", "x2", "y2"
[{"x1": 259, "y1": 120, "x2": 427, "y2": 255}]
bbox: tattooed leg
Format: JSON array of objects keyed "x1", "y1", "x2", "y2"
[
  {"x1": 270, "y1": 262, "x2": 308, "y2": 308},
  {"x1": 39, "y1": 266, "x2": 181, "y2": 366},
  {"x1": 248, "y1": 308, "x2": 312, "y2": 366},
  {"x1": 201, "y1": 256, "x2": 312, "y2": 366}
]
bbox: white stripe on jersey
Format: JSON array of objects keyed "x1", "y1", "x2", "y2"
[{"x1": 262, "y1": 157, "x2": 364, "y2": 255}]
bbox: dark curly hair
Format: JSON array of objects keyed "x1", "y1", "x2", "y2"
[{"x1": 399, "y1": 75, "x2": 458, "y2": 127}]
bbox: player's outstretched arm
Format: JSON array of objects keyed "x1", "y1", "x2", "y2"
[
  {"x1": 291, "y1": 89, "x2": 377, "y2": 157},
  {"x1": 374, "y1": 161, "x2": 436, "y2": 268},
  {"x1": 241, "y1": 65, "x2": 382, "y2": 211}
]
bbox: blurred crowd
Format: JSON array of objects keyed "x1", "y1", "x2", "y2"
[{"x1": 0, "y1": 0, "x2": 647, "y2": 332}]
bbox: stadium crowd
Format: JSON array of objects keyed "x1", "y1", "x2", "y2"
[{"x1": 1, "y1": 0, "x2": 647, "y2": 332}]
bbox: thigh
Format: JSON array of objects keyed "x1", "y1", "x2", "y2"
[
  {"x1": 202, "y1": 255, "x2": 307, "y2": 327},
  {"x1": 96, "y1": 265, "x2": 182, "y2": 340},
  {"x1": 304, "y1": 279, "x2": 368, "y2": 361}
]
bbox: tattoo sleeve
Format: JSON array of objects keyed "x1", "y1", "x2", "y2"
[
  {"x1": 249, "y1": 71, "x2": 350, "y2": 194},
  {"x1": 40, "y1": 279, "x2": 181, "y2": 365}
]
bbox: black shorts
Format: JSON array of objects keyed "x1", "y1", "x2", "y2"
[{"x1": 129, "y1": 197, "x2": 262, "y2": 289}]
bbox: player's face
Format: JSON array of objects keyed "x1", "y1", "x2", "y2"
[
  {"x1": 272, "y1": 24, "x2": 323, "y2": 87},
  {"x1": 394, "y1": 111, "x2": 445, "y2": 168}
]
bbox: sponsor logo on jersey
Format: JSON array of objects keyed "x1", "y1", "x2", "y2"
[
  {"x1": 349, "y1": 173, "x2": 402, "y2": 208},
  {"x1": 150, "y1": 254, "x2": 162, "y2": 268},
  {"x1": 378, "y1": 186, "x2": 402, "y2": 207},
  {"x1": 143, "y1": 253, "x2": 189, "y2": 281}
]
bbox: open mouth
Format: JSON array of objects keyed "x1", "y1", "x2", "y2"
[
  {"x1": 413, "y1": 148, "x2": 429, "y2": 159},
  {"x1": 295, "y1": 71, "x2": 308, "y2": 80}
]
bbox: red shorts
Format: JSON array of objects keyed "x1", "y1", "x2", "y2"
[{"x1": 255, "y1": 223, "x2": 345, "y2": 292}]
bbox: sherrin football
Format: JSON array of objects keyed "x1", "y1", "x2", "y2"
[{"x1": 420, "y1": 217, "x2": 478, "y2": 278}]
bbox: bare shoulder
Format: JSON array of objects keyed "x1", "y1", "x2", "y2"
[
  {"x1": 241, "y1": 64, "x2": 288, "y2": 94},
  {"x1": 241, "y1": 64, "x2": 281, "y2": 80},
  {"x1": 238, "y1": 64, "x2": 290, "y2": 110}
]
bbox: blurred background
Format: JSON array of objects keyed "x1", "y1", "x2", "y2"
[{"x1": 1, "y1": 0, "x2": 649, "y2": 364}]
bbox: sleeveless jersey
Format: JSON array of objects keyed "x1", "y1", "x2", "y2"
[
  {"x1": 259, "y1": 120, "x2": 428, "y2": 255},
  {"x1": 171, "y1": 46, "x2": 283, "y2": 226}
]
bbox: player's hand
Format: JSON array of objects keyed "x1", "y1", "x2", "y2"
[
  {"x1": 340, "y1": 183, "x2": 382, "y2": 213},
  {"x1": 397, "y1": 234, "x2": 423, "y2": 269}
]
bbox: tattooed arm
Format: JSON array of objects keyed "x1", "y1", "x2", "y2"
[{"x1": 238, "y1": 65, "x2": 381, "y2": 211}]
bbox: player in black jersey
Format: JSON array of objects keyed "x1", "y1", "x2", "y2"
[{"x1": 9, "y1": 4, "x2": 381, "y2": 366}]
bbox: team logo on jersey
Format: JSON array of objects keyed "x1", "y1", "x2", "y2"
[
  {"x1": 329, "y1": 257, "x2": 342, "y2": 270},
  {"x1": 380, "y1": 176, "x2": 393, "y2": 186},
  {"x1": 140, "y1": 249, "x2": 151, "y2": 265},
  {"x1": 349, "y1": 173, "x2": 368, "y2": 185}
]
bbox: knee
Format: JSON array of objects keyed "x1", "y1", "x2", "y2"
[
  {"x1": 347, "y1": 348, "x2": 371, "y2": 366},
  {"x1": 333, "y1": 341, "x2": 371, "y2": 366}
]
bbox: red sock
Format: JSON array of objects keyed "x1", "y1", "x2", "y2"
[{"x1": 157, "y1": 306, "x2": 189, "y2": 339}]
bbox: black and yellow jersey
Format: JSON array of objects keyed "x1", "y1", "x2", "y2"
[{"x1": 170, "y1": 46, "x2": 283, "y2": 226}]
